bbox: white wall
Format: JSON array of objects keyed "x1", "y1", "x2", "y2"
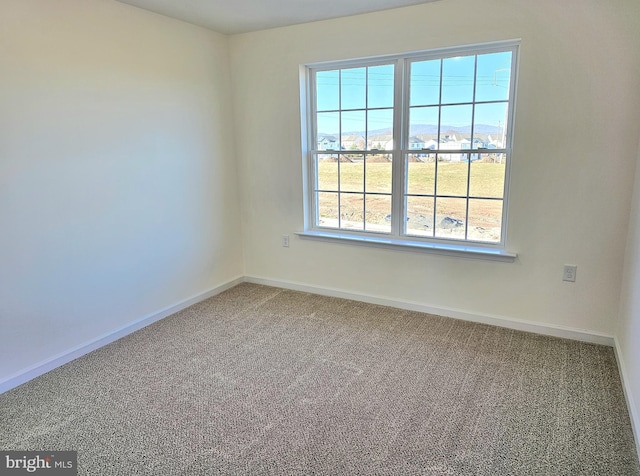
[
  {"x1": 230, "y1": 0, "x2": 640, "y2": 336},
  {"x1": 617, "y1": 135, "x2": 640, "y2": 451},
  {"x1": 0, "y1": 0, "x2": 243, "y2": 382}
]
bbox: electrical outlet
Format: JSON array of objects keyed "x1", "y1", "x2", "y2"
[
  {"x1": 282, "y1": 235, "x2": 290, "y2": 248},
  {"x1": 562, "y1": 265, "x2": 577, "y2": 282}
]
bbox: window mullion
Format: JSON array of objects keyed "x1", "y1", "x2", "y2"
[
  {"x1": 363, "y1": 68, "x2": 368, "y2": 230},
  {"x1": 337, "y1": 70, "x2": 342, "y2": 229},
  {"x1": 433, "y1": 58, "x2": 444, "y2": 234},
  {"x1": 390, "y1": 59, "x2": 405, "y2": 239},
  {"x1": 465, "y1": 55, "x2": 479, "y2": 240}
]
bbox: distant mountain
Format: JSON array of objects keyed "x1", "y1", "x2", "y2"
[
  {"x1": 336, "y1": 124, "x2": 503, "y2": 137},
  {"x1": 409, "y1": 124, "x2": 503, "y2": 136}
]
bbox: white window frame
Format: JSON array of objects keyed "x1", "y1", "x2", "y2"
[{"x1": 299, "y1": 40, "x2": 520, "y2": 261}]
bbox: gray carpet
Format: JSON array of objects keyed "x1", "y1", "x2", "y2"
[{"x1": 1, "y1": 283, "x2": 639, "y2": 475}]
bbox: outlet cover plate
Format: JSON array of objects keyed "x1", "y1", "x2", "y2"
[{"x1": 563, "y1": 265, "x2": 577, "y2": 282}]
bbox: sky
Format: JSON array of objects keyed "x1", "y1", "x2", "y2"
[{"x1": 316, "y1": 51, "x2": 512, "y2": 145}]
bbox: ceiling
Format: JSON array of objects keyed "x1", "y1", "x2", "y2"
[{"x1": 115, "y1": 0, "x2": 437, "y2": 35}]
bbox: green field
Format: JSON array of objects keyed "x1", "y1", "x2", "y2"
[{"x1": 316, "y1": 159, "x2": 506, "y2": 242}]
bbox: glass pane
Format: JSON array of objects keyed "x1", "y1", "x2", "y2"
[
  {"x1": 436, "y1": 161, "x2": 468, "y2": 196},
  {"x1": 410, "y1": 59, "x2": 441, "y2": 106},
  {"x1": 365, "y1": 154, "x2": 392, "y2": 193},
  {"x1": 435, "y1": 197, "x2": 467, "y2": 239},
  {"x1": 467, "y1": 199, "x2": 503, "y2": 243},
  {"x1": 440, "y1": 105, "x2": 472, "y2": 142},
  {"x1": 437, "y1": 153, "x2": 461, "y2": 163},
  {"x1": 340, "y1": 193, "x2": 364, "y2": 230},
  {"x1": 342, "y1": 134, "x2": 365, "y2": 151},
  {"x1": 316, "y1": 154, "x2": 339, "y2": 191},
  {"x1": 341, "y1": 110, "x2": 365, "y2": 149},
  {"x1": 406, "y1": 154, "x2": 436, "y2": 195},
  {"x1": 317, "y1": 192, "x2": 338, "y2": 228},
  {"x1": 316, "y1": 70, "x2": 339, "y2": 111},
  {"x1": 469, "y1": 154, "x2": 506, "y2": 198},
  {"x1": 365, "y1": 194, "x2": 392, "y2": 233},
  {"x1": 441, "y1": 55, "x2": 475, "y2": 104},
  {"x1": 341, "y1": 67, "x2": 366, "y2": 110},
  {"x1": 367, "y1": 109, "x2": 394, "y2": 149},
  {"x1": 473, "y1": 102, "x2": 508, "y2": 149},
  {"x1": 368, "y1": 64, "x2": 394, "y2": 108},
  {"x1": 409, "y1": 106, "x2": 439, "y2": 143},
  {"x1": 476, "y1": 51, "x2": 512, "y2": 102},
  {"x1": 406, "y1": 196, "x2": 435, "y2": 237},
  {"x1": 339, "y1": 154, "x2": 364, "y2": 192},
  {"x1": 316, "y1": 112, "x2": 339, "y2": 150}
]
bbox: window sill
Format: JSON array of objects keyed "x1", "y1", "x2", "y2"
[{"x1": 296, "y1": 230, "x2": 517, "y2": 262}]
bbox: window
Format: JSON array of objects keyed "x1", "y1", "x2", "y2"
[{"x1": 303, "y1": 41, "x2": 519, "y2": 256}]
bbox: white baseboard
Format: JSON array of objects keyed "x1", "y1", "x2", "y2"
[
  {"x1": 0, "y1": 274, "x2": 616, "y2": 397},
  {"x1": 613, "y1": 337, "x2": 640, "y2": 460},
  {"x1": 0, "y1": 276, "x2": 244, "y2": 395},
  {"x1": 244, "y1": 275, "x2": 615, "y2": 347}
]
